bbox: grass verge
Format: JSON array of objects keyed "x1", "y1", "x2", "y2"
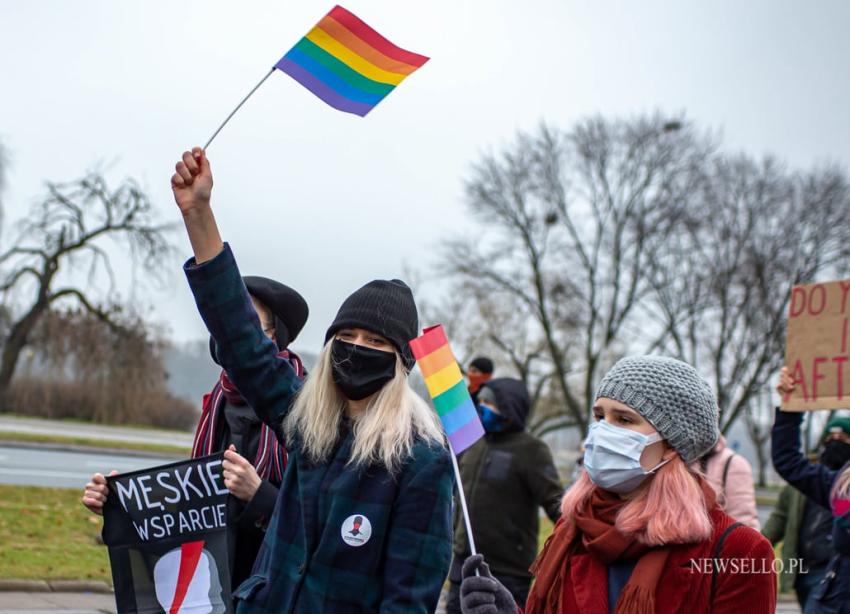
[
  {"x1": 0, "y1": 431, "x2": 190, "y2": 456},
  {"x1": 0, "y1": 485, "x2": 110, "y2": 582}
]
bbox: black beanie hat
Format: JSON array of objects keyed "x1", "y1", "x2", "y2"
[
  {"x1": 469, "y1": 356, "x2": 494, "y2": 374},
  {"x1": 209, "y1": 276, "x2": 309, "y2": 364},
  {"x1": 325, "y1": 279, "x2": 419, "y2": 370},
  {"x1": 243, "y1": 276, "x2": 309, "y2": 350}
]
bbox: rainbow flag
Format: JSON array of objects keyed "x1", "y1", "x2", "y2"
[
  {"x1": 274, "y1": 5, "x2": 429, "y2": 116},
  {"x1": 410, "y1": 325, "x2": 484, "y2": 454}
]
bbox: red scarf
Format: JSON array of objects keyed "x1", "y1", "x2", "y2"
[
  {"x1": 191, "y1": 350, "x2": 304, "y2": 483},
  {"x1": 527, "y1": 480, "x2": 716, "y2": 614}
]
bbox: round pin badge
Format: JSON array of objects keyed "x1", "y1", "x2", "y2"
[{"x1": 341, "y1": 514, "x2": 372, "y2": 547}]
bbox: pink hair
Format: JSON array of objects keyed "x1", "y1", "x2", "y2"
[
  {"x1": 832, "y1": 465, "x2": 850, "y2": 516},
  {"x1": 561, "y1": 453, "x2": 713, "y2": 546}
]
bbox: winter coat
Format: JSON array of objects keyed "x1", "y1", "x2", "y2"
[
  {"x1": 184, "y1": 244, "x2": 454, "y2": 614},
  {"x1": 453, "y1": 379, "x2": 563, "y2": 580},
  {"x1": 212, "y1": 397, "x2": 281, "y2": 590},
  {"x1": 545, "y1": 507, "x2": 776, "y2": 614},
  {"x1": 762, "y1": 483, "x2": 836, "y2": 593},
  {"x1": 697, "y1": 435, "x2": 760, "y2": 529},
  {"x1": 771, "y1": 408, "x2": 850, "y2": 613}
]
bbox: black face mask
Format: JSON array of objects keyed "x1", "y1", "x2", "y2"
[
  {"x1": 820, "y1": 439, "x2": 850, "y2": 470},
  {"x1": 331, "y1": 340, "x2": 397, "y2": 401}
]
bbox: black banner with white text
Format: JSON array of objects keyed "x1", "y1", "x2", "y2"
[{"x1": 103, "y1": 453, "x2": 232, "y2": 614}]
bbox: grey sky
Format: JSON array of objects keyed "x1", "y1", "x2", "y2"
[{"x1": 1, "y1": 0, "x2": 849, "y2": 356}]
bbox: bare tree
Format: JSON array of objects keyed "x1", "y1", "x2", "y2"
[
  {"x1": 422, "y1": 279, "x2": 557, "y2": 429},
  {"x1": 0, "y1": 172, "x2": 175, "y2": 407},
  {"x1": 442, "y1": 115, "x2": 713, "y2": 433},
  {"x1": 8, "y1": 306, "x2": 196, "y2": 429},
  {"x1": 647, "y1": 156, "x2": 850, "y2": 435},
  {"x1": 0, "y1": 141, "x2": 7, "y2": 230}
]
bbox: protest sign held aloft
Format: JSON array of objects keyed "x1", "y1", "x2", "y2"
[
  {"x1": 102, "y1": 453, "x2": 232, "y2": 614},
  {"x1": 783, "y1": 278, "x2": 850, "y2": 411}
]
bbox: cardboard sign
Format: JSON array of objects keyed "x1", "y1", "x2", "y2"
[
  {"x1": 102, "y1": 454, "x2": 232, "y2": 614},
  {"x1": 783, "y1": 278, "x2": 850, "y2": 411}
]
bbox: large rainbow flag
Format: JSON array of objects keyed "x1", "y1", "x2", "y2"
[
  {"x1": 274, "y1": 5, "x2": 429, "y2": 116},
  {"x1": 410, "y1": 325, "x2": 484, "y2": 454}
]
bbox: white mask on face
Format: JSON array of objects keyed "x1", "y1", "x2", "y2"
[{"x1": 583, "y1": 420, "x2": 669, "y2": 494}]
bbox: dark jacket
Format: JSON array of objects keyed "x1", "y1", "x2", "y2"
[
  {"x1": 453, "y1": 378, "x2": 563, "y2": 580},
  {"x1": 216, "y1": 399, "x2": 281, "y2": 590},
  {"x1": 762, "y1": 483, "x2": 834, "y2": 592},
  {"x1": 771, "y1": 408, "x2": 850, "y2": 612},
  {"x1": 184, "y1": 244, "x2": 454, "y2": 614},
  {"x1": 195, "y1": 375, "x2": 292, "y2": 590}
]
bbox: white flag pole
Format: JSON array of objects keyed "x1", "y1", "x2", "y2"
[
  {"x1": 447, "y1": 440, "x2": 477, "y2": 556},
  {"x1": 204, "y1": 67, "x2": 275, "y2": 150}
]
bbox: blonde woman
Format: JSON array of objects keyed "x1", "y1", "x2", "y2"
[
  {"x1": 170, "y1": 147, "x2": 453, "y2": 613},
  {"x1": 774, "y1": 367, "x2": 850, "y2": 613}
]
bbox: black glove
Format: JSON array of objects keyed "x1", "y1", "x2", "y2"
[{"x1": 460, "y1": 554, "x2": 519, "y2": 614}]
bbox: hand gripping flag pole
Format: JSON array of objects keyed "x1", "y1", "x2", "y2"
[
  {"x1": 410, "y1": 325, "x2": 485, "y2": 556},
  {"x1": 203, "y1": 5, "x2": 429, "y2": 149}
]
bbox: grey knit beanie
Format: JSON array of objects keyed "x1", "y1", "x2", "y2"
[{"x1": 595, "y1": 356, "x2": 719, "y2": 463}]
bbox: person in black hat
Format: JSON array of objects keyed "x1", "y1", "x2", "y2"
[
  {"x1": 164, "y1": 147, "x2": 454, "y2": 613},
  {"x1": 198, "y1": 275, "x2": 308, "y2": 589},
  {"x1": 83, "y1": 275, "x2": 309, "y2": 592}
]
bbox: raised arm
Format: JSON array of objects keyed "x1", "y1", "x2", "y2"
[
  {"x1": 771, "y1": 367, "x2": 837, "y2": 509},
  {"x1": 171, "y1": 147, "x2": 224, "y2": 265},
  {"x1": 173, "y1": 149, "x2": 302, "y2": 440}
]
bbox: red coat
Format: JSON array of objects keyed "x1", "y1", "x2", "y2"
[{"x1": 552, "y1": 509, "x2": 776, "y2": 614}]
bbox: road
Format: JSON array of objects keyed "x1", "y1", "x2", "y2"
[
  {"x1": 0, "y1": 445, "x2": 182, "y2": 489},
  {"x1": 0, "y1": 415, "x2": 193, "y2": 448}
]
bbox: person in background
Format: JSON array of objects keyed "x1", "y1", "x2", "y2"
[
  {"x1": 466, "y1": 356, "x2": 494, "y2": 404},
  {"x1": 696, "y1": 434, "x2": 760, "y2": 528},
  {"x1": 772, "y1": 370, "x2": 850, "y2": 613},
  {"x1": 445, "y1": 378, "x2": 563, "y2": 613},
  {"x1": 83, "y1": 276, "x2": 309, "y2": 591},
  {"x1": 763, "y1": 415, "x2": 850, "y2": 609}
]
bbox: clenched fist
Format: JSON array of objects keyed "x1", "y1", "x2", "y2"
[
  {"x1": 171, "y1": 147, "x2": 213, "y2": 216},
  {"x1": 776, "y1": 366, "x2": 795, "y2": 398},
  {"x1": 222, "y1": 444, "x2": 262, "y2": 502}
]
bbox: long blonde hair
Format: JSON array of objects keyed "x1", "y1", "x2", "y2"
[{"x1": 283, "y1": 340, "x2": 445, "y2": 473}]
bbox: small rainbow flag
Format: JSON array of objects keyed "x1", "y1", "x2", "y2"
[
  {"x1": 274, "y1": 5, "x2": 429, "y2": 117},
  {"x1": 410, "y1": 325, "x2": 484, "y2": 454}
]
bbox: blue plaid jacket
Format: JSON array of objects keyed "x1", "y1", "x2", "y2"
[{"x1": 185, "y1": 244, "x2": 454, "y2": 613}]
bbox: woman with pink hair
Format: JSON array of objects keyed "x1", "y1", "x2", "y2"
[{"x1": 460, "y1": 356, "x2": 776, "y2": 614}]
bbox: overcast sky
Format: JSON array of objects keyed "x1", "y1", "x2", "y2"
[{"x1": 1, "y1": 0, "x2": 849, "y2": 356}]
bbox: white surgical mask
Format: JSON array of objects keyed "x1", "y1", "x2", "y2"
[{"x1": 583, "y1": 420, "x2": 669, "y2": 494}]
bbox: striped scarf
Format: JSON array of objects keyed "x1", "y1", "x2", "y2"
[{"x1": 191, "y1": 350, "x2": 305, "y2": 484}]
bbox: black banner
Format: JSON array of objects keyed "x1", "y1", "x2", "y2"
[{"x1": 103, "y1": 453, "x2": 232, "y2": 614}]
